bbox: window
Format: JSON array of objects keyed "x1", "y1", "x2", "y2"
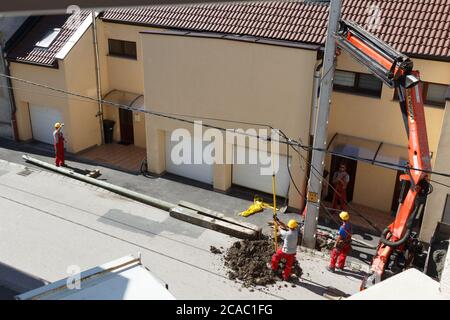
[
  {"x1": 333, "y1": 70, "x2": 383, "y2": 98},
  {"x1": 425, "y1": 83, "x2": 448, "y2": 107},
  {"x1": 393, "y1": 82, "x2": 448, "y2": 108},
  {"x1": 108, "y1": 39, "x2": 137, "y2": 59},
  {"x1": 35, "y1": 28, "x2": 61, "y2": 48}
]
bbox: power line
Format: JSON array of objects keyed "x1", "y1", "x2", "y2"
[
  {"x1": 1, "y1": 72, "x2": 450, "y2": 179},
  {"x1": 430, "y1": 179, "x2": 450, "y2": 189},
  {"x1": 283, "y1": 134, "x2": 343, "y2": 230},
  {"x1": 279, "y1": 130, "x2": 382, "y2": 233}
]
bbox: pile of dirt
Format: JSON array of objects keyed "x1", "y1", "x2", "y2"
[{"x1": 223, "y1": 239, "x2": 302, "y2": 287}]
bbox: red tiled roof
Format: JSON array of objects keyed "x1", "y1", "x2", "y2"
[
  {"x1": 101, "y1": 0, "x2": 450, "y2": 60},
  {"x1": 7, "y1": 11, "x2": 90, "y2": 67}
]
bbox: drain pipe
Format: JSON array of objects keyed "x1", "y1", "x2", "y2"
[{"x1": 92, "y1": 11, "x2": 104, "y2": 145}]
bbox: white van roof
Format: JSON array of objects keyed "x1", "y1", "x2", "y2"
[{"x1": 16, "y1": 255, "x2": 175, "y2": 300}]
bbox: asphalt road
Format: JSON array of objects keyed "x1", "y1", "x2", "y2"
[{"x1": 0, "y1": 155, "x2": 364, "y2": 299}]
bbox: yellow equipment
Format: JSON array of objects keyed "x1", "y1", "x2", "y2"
[
  {"x1": 339, "y1": 211, "x2": 350, "y2": 221},
  {"x1": 238, "y1": 148, "x2": 280, "y2": 252},
  {"x1": 54, "y1": 122, "x2": 61, "y2": 129},
  {"x1": 239, "y1": 196, "x2": 273, "y2": 217}
]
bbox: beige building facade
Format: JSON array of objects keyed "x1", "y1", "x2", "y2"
[
  {"x1": 10, "y1": 18, "x2": 152, "y2": 153},
  {"x1": 7, "y1": 11, "x2": 450, "y2": 241},
  {"x1": 141, "y1": 31, "x2": 317, "y2": 209}
]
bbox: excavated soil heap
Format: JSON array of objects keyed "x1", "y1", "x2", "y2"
[{"x1": 224, "y1": 239, "x2": 302, "y2": 287}]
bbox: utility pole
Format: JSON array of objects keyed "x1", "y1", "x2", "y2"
[{"x1": 302, "y1": 0, "x2": 341, "y2": 249}]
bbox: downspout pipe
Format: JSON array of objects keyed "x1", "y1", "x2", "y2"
[{"x1": 92, "y1": 11, "x2": 104, "y2": 145}]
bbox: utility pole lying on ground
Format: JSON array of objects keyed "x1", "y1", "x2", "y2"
[{"x1": 302, "y1": 0, "x2": 341, "y2": 249}]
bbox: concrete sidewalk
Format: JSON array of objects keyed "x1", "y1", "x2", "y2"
[{"x1": 0, "y1": 139, "x2": 378, "y2": 267}]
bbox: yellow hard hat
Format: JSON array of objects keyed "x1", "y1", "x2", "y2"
[
  {"x1": 287, "y1": 219, "x2": 298, "y2": 229},
  {"x1": 54, "y1": 122, "x2": 61, "y2": 129},
  {"x1": 339, "y1": 211, "x2": 350, "y2": 221}
]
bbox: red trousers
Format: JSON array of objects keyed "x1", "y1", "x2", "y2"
[
  {"x1": 332, "y1": 185, "x2": 347, "y2": 210},
  {"x1": 54, "y1": 141, "x2": 65, "y2": 167},
  {"x1": 271, "y1": 248, "x2": 296, "y2": 280},
  {"x1": 329, "y1": 244, "x2": 351, "y2": 269}
]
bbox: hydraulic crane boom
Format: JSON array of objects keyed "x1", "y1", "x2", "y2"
[{"x1": 335, "y1": 20, "x2": 432, "y2": 288}]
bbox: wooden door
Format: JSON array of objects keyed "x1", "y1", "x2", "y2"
[{"x1": 119, "y1": 109, "x2": 134, "y2": 145}]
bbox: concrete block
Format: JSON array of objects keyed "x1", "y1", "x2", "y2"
[
  {"x1": 169, "y1": 206, "x2": 259, "y2": 240},
  {"x1": 178, "y1": 201, "x2": 262, "y2": 235}
]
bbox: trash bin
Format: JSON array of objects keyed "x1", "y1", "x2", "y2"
[{"x1": 103, "y1": 120, "x2": 115, "y2": 144}]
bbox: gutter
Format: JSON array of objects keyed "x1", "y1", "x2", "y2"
[{"x1": 91, "y1": 11, "x2": 104, "y2": 145}]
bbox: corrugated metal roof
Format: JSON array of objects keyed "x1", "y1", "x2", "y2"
[
  {"x1": 101, "y1": 0, "x2": 450, "y2": 60},
  {"x1": 7, "y1": 10, "x2": 90, "y2": 67}
]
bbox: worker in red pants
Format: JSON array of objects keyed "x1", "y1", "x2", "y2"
[
  {"x1": 327, "y1": 211, "x2": 352, "y2": 272},
  {"x1": 332, "y1": 163, "x2": 350, "y2": 210},
  {"x1": 53, "y1": 122, "x2": 65, "y2": 167},
  {"x1": 271, "y1": 219, "x2": 299, "y2": 281}
]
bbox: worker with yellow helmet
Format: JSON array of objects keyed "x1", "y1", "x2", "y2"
[
  {"x1": 327, "y1": 211, "x2": 352, "y2": 272},
  {"x1": 53, "y1": 122, "x2": 66, "y2": 167},
  {"x1": 271, "y1": 218, "x2": 300, "y2": 281}
]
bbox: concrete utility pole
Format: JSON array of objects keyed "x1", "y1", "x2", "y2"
[{"x1": 302, "y1": 0, "x2": 342, "y2": 249}]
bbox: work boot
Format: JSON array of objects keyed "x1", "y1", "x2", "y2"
[{"x1": 326, "y1": 266, "x2": 335, "y2": 273}]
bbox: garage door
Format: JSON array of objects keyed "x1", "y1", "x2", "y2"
[
  {"x1": 165, "y1": 132, "x2": 214, "y2": 185},
  {"x1": 29, "y1": 104, "x2": 63, "y2": 145},
  {"x1": 232, "y1": 145, "x2": 290, "y2": 197}
]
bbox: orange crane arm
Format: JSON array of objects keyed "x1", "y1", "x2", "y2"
[{"x1": 335, "y1": 20, "x2": 432, "y2": 288}]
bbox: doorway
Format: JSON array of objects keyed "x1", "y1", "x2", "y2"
[
  {"x1": 119, "y1": 109, "x2": 134, "y2": 145},
  {"x1": 327, "y1": 155, "x2": 357, "y2": 203}
]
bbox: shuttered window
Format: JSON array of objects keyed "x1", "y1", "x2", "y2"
[
  {"x1": 108, "y1": 39, "x2": 137, "y2": 59},
  {"x1": 333, "y1": 70, "x2": 382, "y2": 98},
  {"x1": 334, "y1": 71, "x2": 355, "y2": 87}
]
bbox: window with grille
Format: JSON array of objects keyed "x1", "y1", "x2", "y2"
[
  {"x1": 108, "y1": 39, "x2": 137, "y2": 59},
  {"x1": 333, "y1": 70, "x2": 383, "y2": 98}
]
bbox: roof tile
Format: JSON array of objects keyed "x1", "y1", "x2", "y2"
[{"x1": 11, "y1": 0, "x2": 450, "y2": 67}]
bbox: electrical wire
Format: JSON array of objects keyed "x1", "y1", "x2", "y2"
[
  {"x1": 1, "y1": 72, "x2": 450, "y2": 179},
  {"x1": 430, "y1": 179, "x2": 450, "y2": 189},
  {"x1": 279, "y1": 129, "x2": 382, "y2": 233},
  {"x1": 283, "y1": 134, "x2": 343, "y2": 230}
]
